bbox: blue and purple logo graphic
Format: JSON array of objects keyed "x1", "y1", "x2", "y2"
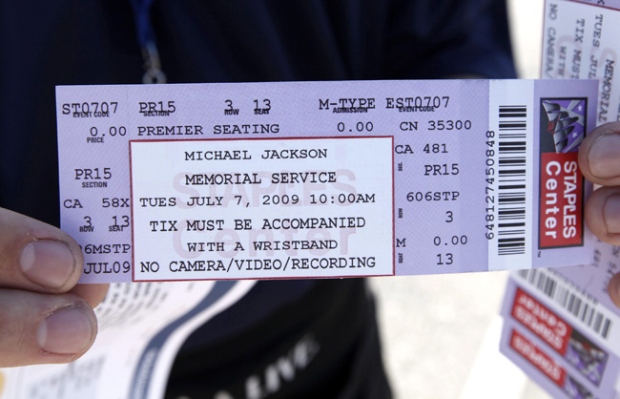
[{"x1": 542, "y1": 99, "x2": 587, "y2": 153}]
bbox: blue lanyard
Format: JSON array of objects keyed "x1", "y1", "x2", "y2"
[
  {"x1": 130, "y1": 0, "x2": 156, "y2": 49},
  {"x1": 130, "y1": 0, "x2": 166, "y2": 83}
]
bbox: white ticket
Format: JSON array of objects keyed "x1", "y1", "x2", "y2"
[
  {"x1": 56, "y1": 79, "x2": 598, "y2": 283},
  {"x1": 543, "y1": 0, "x2": 620, "y2": 123},
  {"x1": 500, "y1": 243, "x2": 620, "y2": 399}
]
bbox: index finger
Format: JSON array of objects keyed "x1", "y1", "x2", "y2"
[
  {"x1": 0, "y1": 207, "x2": 83, "y2": 293},
  {"x1": 578, "y1": 121, "x2": 620, "y2": 186}
]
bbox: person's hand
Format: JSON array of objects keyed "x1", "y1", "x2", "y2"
[
  {"x1": 579, "y1": 121, "x2": 620, "y2": 307},
  {"x1": 0, "y1": 207, "x2": 108, "y2": 367}
]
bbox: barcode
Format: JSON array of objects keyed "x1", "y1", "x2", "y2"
[
  {"x1": 517, "y1": 269, "x2": 613, "y2": 340},
  {"x1": 497, "y1": 106, "x2": 527, "y2": 256}
]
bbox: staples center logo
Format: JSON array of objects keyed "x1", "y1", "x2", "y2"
[{"x1": 539, "y1": 98, "x2": 586, "y2": 248}]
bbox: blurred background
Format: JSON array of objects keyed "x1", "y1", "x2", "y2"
[{"x1": 371, "y1": 0, "x2": 550, "y2": 398}]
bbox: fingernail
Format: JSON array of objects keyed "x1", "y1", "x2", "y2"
[
  {"x1": 604, "y1": 194, "x2": 620, "y2": 235},
  {"x1": 608, "y1": 273, "x2": 620, "y2": 309},
  {"x1": 20, "y1": 240, "x2": 76, "y2": 289},
  {"x1": 37, "y1": 307, "x2": 95, "y2": 355},
  {"x1": 588, "y1": 133, "x2": 620, "y2": 179}
]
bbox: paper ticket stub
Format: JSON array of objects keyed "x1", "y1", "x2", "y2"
[
  {"x1": 500, "y1": 242, "x2": 620, "y2": 399},
  {"x1": 56, "y1": 79, "x2": 597, "y2": 283},
  {"x1": 543, "y1": 0, "x2": 620, "y2": 124}
]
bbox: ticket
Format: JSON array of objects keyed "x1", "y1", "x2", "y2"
[
  {"x1": 500, "y1": 244, "x2": 620, "y2": 399},
  {"x1": 56, "y1": 79, "x2": 597, "y2": 283},
  {"x1": 543, "y1": 0, "x2": 620, "y2": 124}
]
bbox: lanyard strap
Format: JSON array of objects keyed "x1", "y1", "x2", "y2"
[{"x1": 130, "y1": 0, "x2": 167, "y2": 84}]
